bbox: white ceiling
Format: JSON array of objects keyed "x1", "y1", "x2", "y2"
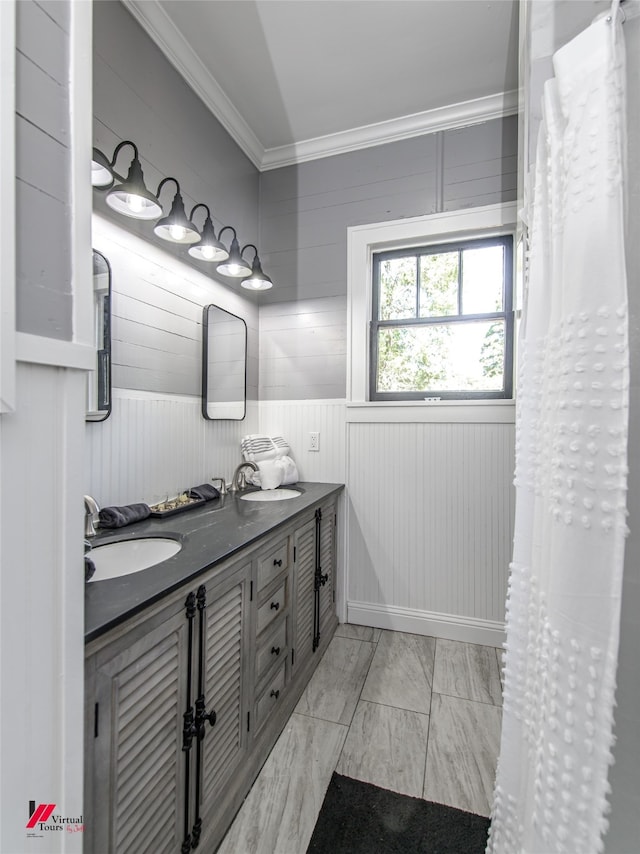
[{"x1": 124, "y1": 0, "x2": 519, "y2": 170}]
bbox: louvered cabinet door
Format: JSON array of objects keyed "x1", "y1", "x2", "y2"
[
  {"x1": 199, "y1": 562, "x2": 251, "y2": 828},
  {"x1": 318, "y1": 501, "x2": 336, "y2": 626},
  {"x1": 89, "y1": 608, "x2": 188, "y2": 854},
  {"x1": 292, "y1": 518, "x2": 316, "y2": 674}
]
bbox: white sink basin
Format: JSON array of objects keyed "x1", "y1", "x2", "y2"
[
  {"x1": 240, "y1": 489, "x2": 301, "y2": 502},
  {"x1": 88, "y1": 537, "x2": 182, "y2": 582}
]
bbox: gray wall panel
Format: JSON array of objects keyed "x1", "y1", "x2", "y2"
[
  {"x1": 16, "y1": 51, "x2": 69, "y2": 144},
  {"x1": 93, "y1": 0, "x2": 261, "y2": 398},
  {"x1": 17, "y1": 0, "x2": 68, "y2": 83},
  {"x1": 92, "y1": 0, "x2": 259, "y2": 272},
  {"x1": 15, "y1": 0, "x2": 72, "y2": 339},
  {"x1": 606, "y1": 9, "x2": 640, "y2": 852},
  {"x1": 16, "y1": 116, "x2": 68, "y2": 202},
  {"x1": 35, "y1": 0, "x2": 70, "y2": 31},
  {"x1": 258, "y1": 117, "x2": 518, "y2": 399}
]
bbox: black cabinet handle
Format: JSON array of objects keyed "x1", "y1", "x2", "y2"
[
  {"x1": 273, "y1": 558, "x2": 283, "y2": 567},
  {"x1": 270, "y1": 601, "x2": 280, "y2": 611},
  {"x1": 270, "y1": 689, "x2": 280, "y2": 700},
  {"x1": 271, "y1": 646, "x2": 281, "y2": 656}
]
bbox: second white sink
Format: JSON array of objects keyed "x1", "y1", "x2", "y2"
[
  {"x1": 88, "y1": 537, "x2": 182, "y2": 582},
  {"x1": 240, "y1": 489, "x2": 301, "y2": 502}
]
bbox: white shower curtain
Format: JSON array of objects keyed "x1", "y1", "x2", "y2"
[{"x1": 487, "y1": 8, "x2": 629, "y2": 854}]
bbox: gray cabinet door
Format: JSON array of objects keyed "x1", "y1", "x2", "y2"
[
  {"x1": 319, "y1": 500, "x2": 336, "y2": 626},
  {"x1": 292, "y1": 517, "x2": 316, "y2": 673},
  {"x1": 88, "y1": 605, "x2": 188, "y2": 854},
  {"x1": 198, "y1": 561, "x2": 251, "y2": 834}
]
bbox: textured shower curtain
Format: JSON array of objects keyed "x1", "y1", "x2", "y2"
[{"x1": 487, "y1": 8, "x2": 629, "y2": 854}]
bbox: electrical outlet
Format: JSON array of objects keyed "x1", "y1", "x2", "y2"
[{"x1": 309, "y1": 431, "x2": 320, "y2": 452}]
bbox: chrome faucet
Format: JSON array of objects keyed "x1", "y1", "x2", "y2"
[
  {"x1": 84, "y1": 495, "x2": 100, "y2": 537},
  {"x1": 211, "y1": 477, "x2": 228, "y2": 496},
  {"x1": 230, "y1": 461, "x2": 258, "y2": 493}
]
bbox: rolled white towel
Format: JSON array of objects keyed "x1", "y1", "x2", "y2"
[
  {"x1": 279, "y1": 455, "x2": 299, "y2": 485},
  {"x1": 256, "y1": 460, "x2": 284, "y2": 490},
  {"x1": 241, "y1": 434, "x2": 290, "y2": 462}
]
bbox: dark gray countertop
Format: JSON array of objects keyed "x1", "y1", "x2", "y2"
[{"x1": 85, "y1": 482, "x2": 344, "y2": 643}]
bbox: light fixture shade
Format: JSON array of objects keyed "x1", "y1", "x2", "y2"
[
  {"x1": 188, "y1": 216, "x2": 230, "y2": 262},
  {"x1": 216, "y1": 237, "x2": 252, "y2": 277},
  {"x1": 154, "y1": 191, "x2": 200, "y2": 244},
  {"x1": 91, "y1": 148, "x2": 113, "y2": 188},
  {"x1": 241, "y1": 255, "x2": 273, "y2": 290},
  {"x1": 105, "y1": 157, "x2": 162, "y2": 220}
]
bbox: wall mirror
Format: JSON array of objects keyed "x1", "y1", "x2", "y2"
[
  {"x1": 202, "y1": 304, "x2": 246, "y2": 420},
  {"x1": 86, "y1": 250, "x2": 112, "y2": 421}
]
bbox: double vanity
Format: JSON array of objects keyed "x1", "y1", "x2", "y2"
[{"x1": 84, "y1": 482, "x2": 343, "y2": 854}]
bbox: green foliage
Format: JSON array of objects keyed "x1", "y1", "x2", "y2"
[
  {"x1": 376, "y1": 247, "x2": 505, "y2": 393},
  {"x1": 479, "y1": 322, "x2": 504, "y2": 379}
]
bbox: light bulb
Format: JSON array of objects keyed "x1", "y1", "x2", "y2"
[
  {"x1": 201, "y1": 246, "x2": 215, "y2": 260},
  {"x1": 126, "y1": 194, "x2": 144, "y2": 214},
  {"x1": 169, "y1": 224, "x2": 186, "y2": 241}
]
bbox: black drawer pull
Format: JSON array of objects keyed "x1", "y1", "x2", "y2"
[
  {"x1": 270, "y1": 601, "x2": 280, "y2": 611},
  {"x1": 273, "y1": 558, "x2": 283, "y2": 567},
  {"x1": 271, "y1": 646, "x2": 281, "y2": 656},
  {"x1": 270, "y1": 689, "x2": 280, "y2": 700}
]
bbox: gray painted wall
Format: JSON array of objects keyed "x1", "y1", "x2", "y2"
[
  {"x1": 92, "y1": 0, "x2": 260, "y2": 397},
  {"x1": 607, "y1": 9, "x2": 640, "y2": 851},
  {"x1": 258, "y1": 116, "x2": 518, "y2": 400},
  {"x1": 15, "y1": 0, "x2": 73, "y2": 339}
]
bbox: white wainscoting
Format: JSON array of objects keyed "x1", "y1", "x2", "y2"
[
  {"x1": 346, "y1": 419, "x2": 515, "y2": 636},
  {"x1": 258, "y1": 398, "x2": 347, "y2": 483},
  {"x1": 84, "y1": 390, "x2": 258, "y2": 507},
  {"x1": 257, "y1": 399, "x2": 513, "y2": 642}
]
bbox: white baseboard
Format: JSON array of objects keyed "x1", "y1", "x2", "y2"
[{"x1": 347, "y1": 601, "x2": 506, "y2": 648}]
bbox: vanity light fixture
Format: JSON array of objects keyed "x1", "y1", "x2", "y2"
[
  {"x1": 104, "y1": 141, "x2": 163, "y2": 220},
  {"x1": 153, "y1": 178, "x2": 200, "y2": 244},
  {"x1": 91, "y1": 147, "x2": 114, "y2": 189},
  {"x1": 215, "y1": 227, "x2": 252, "y2": 277},
  {"x1": 92, "y1": 138, "x2": 276, "y2": 289},
  {"x1": 240, "y1": 245, "x2": 273, "y2": 291},
  {"x1": 188, "y1": 204, "x2": 230, "y2": 262}
]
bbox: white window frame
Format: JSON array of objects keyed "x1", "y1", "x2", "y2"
[{"x1": 346, "y1": 202, "x2": 517, "y2": 422}]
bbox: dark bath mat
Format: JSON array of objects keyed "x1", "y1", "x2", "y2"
[{"x1": 306, "y1": 773, "x2": 490, "y2": 854}]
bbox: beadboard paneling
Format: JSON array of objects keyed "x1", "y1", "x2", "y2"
[
  {"x1": 85, "y1": 392, "x2": 258, "y2": 507},
  {"x1": 258, "y1": 399, "x2": 346, "y2": 484},
  {"x1": 347, "y1": 420, "x2": 515, "y2": 624}
]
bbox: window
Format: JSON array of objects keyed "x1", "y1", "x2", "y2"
[{"x1": 370, "y1": 235, "x2": 513, "y2": 400}]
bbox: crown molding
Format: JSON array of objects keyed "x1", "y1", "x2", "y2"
[
  {"x1": 260, "y1": 90, "x2": 520, "y2": 170},
  {"x1": 124, "y1": 1, "x2": 518, "y2": 172},
  {"x1": 122, "y1": 0, "x2": 264, "y2": 169}
]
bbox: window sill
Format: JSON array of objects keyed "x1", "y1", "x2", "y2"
[{"x1": 346, "y1": 399, "x2": 515, "y2": 424}]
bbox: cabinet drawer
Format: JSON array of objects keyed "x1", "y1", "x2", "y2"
[
  {"x1": 256, "y1": 618, "x2": 287, "y2": 684},
  {"x1": 257, "y1": 581, "x2": 286, "y2": 634},
  {"x1": 256, "y1": 663, "x2": 286, "y2": 732},
  {"x1": 257, "y1": 538, "x2": 289, "y2": 591}
]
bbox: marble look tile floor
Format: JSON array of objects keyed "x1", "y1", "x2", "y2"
[{"x1": 218, "y1": 627, "x2": 503, "y2": 853}]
